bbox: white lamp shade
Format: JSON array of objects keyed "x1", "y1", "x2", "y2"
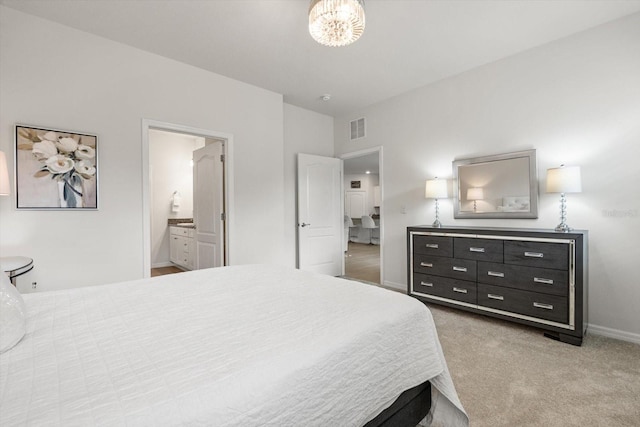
[
  {"x1": 425, "y1": 179, "x2": 448, "y2": 199},
  {"x1": 546, "y1": 165, "x2": 582, "y2": 193},
  {"x1": 0, "y1": 151, "x2": 10, "y2": 196},
  {"x1": 466, "y1": 187, "x2": 484, "y2": 201}
]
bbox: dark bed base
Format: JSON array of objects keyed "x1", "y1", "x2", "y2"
[{"x1": 364, "y1": 381, "x2": 432, "y2": 427}]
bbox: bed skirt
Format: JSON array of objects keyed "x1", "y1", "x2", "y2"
[{"x1": 365, "y1": 381, "x2": 432, "y2": 427}]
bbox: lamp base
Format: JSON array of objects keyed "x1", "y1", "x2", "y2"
[
  {"x1": 554, "y1": 222, "x2": 572, "y2": 233},
  {"x1": 432, "y1": 219, "x2": 442, "y2": 228}
]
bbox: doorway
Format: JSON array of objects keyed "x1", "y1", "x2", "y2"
[
  {"x1": 141, "y1": 120, "x2": 233, "y2": 278},
  {"x1": 341, "y1": 148, "x2": 383, "y2": 285}
]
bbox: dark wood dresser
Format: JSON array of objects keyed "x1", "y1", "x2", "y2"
[{"x1": 407, "y1": 226, "x2": 588, "y2": 345}]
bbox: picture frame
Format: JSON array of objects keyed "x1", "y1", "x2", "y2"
[
  {"x1": 350, "y1": 180, "x2": 361, "y2": 189},
  {"x1": 15, "y1": 125, "x2": 98, "y2": 209}
]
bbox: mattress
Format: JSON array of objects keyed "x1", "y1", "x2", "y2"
[{"x1": 0, "y1": 264, "x2": 467, "y2": 426}]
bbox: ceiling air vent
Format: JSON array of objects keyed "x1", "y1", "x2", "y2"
[{"x1": 350, "y1": 117, "x2": 366, "y2": 141}]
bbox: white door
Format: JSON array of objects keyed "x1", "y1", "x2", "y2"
[
  {"x1": 193, "y1": 142, "x2": 224, "y2": 269},
  {"x1": 297, "y1": 153, "x2": 343, "y2": 276}
]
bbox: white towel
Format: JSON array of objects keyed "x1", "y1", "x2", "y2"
[{"x1": 171, "y1": 193, "x2": 181, "y2": 213}]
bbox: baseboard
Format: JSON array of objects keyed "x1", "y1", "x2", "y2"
[
  {"x1": 151, "y1": 261, "x2": 174, "y2": 269},
  {"x1": 587, "y1": 323, "x2": 640, "y2": 345},
  {"x1": 383, "y1": 280, "x2": 406, "y2": 293}
]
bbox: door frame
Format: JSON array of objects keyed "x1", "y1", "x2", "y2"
[
  {"x1": 340, "y1": 146, "x2": 383, "y2": 285},
  {"x1": 141, "y1": 119, "x2": 234, "y2": 277}
]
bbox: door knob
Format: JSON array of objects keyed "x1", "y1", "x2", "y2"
[{"x1": 299, "y1": 222, "x2": 310, "y2": 227}]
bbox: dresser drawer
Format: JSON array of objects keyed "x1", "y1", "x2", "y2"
[
  {"x1": 478, "y1": 262, "x2": 568, "y2": 296},
  {"x1": 413, "y1": 273, "x2": 477, "y2": 304},
  {"x1": 413, "y1": 235, "x2": 453, "y2": 257},
  {"x1": 504, "y1": 241, "x2": 568, "y2": 270},
  {"x1": 454, "y1": 238, "x2": 503, "y2": 262},
  {"x1": 413, "y1": 254, "x2": 476, "y2": 281},
  {"x1": 478, "y1": 284, "x2": 568, "y2": 324}
]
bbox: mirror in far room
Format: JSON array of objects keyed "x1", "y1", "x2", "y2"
[{"x1": 453, "y1": 149, "x2": 538, "y2": 219}]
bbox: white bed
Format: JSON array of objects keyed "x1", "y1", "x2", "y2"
[{"x1": 0, "y1": 264, "x2": 467, "y2": 426}]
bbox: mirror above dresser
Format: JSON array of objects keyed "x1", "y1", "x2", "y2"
[{"x1": 453, "y1": 149, "x2": 538, "y2": 219}]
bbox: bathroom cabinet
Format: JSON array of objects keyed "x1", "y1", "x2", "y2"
[{"x1": 170, "y1": 226, "x2": 195, "y2": 270}]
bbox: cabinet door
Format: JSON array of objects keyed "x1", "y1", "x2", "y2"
[
  {"x1": 345, "y1": 191, "x2": 366, "y2": 219},
  {"x1": 170, "y1": 235, "x2": 191, "y2": 269},
  {"x1": 186, "y1": 238, "x2": 196, "y2": 270},
  {"x1": 170, "y1": 235, "x2": 180, "y2": 264}
]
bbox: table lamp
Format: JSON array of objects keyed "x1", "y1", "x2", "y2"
[
  {"x1": 546, "y1": 164, "x2": 581, "y2": 232},
  {"x1": 466, "y1": 187, "x2": 484, "y2": 212},
  {"x1": 425, "y1": 178, "x2": 448, "y2": 228}
]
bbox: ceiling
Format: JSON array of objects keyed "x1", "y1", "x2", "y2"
[
  {"x1": 3, "y1": 0, "x2": 640, "y2": 117},
  {"x1": 344, "y1": 152, "x2": 379, "y2": 175}
]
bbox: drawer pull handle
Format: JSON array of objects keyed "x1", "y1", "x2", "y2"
[
  {"x1": 533, "y1": 302, "x2": 554, "y2": 310},
  {"x1": 488, "y1": 271, "x2": 504, "y2": 278},
  {"x1": 420, "y1": 281, "x2": 434, "y2": 287},
  {"x1": 469, "y1": 247, "x2": 485, "y2": 253},
  {"x1": 487, "y1": 294, "x2": 504, "y2": 301},
  {"x1": 425, "y1": 243, "x2": 439, "y2": 249},
  {"x1": 452, "y1": 266, "x2": 467, "y2": 272},
  {"x1": 420, "y1": 262, "x2": 433, "y2": 268},
  {"x1": 453, "y1": 287, "x2": 468, "y2": 294},
  {"x1": 534, "y1": 277, "x2": 554, "y2": 285},
  {"x1": 524, "y1": 251, "x2": 544, "y2": 258}
]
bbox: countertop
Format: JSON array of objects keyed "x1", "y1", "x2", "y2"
[{"x1": 168, "y1": 218, "x2": 195, "y2": 229}]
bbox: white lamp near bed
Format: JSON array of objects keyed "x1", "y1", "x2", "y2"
[
  {"x1": 0, "y1": 150, "x2": 34, "y2": 287},
  {"x1": 0, "y1": 150, "x2": 10, "y2": 196},
  {"x1": 0, "y1": 152, "x2": 28, "y2": 353}
]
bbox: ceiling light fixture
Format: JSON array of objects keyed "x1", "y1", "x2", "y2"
[{"x1": 309, "y1": 0, "x2": 365, "y2": 47}]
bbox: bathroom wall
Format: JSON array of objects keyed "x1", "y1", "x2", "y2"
[{"x1": 149, "y1": 129, "x2": 204, "y2": 268}]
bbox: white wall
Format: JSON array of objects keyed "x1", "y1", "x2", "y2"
[
  {"x1": 149, "y1": 129, "x2": 201, "y2": 267},
  {"x1": 283, "y1": 103, "x2": 335, "y2": 267},
  {"x1": 0, "y1": 7, "x2": 287, "y2": 291},
  {"x1": 334, "y1": 13, "x2": 640, "y2": 340}
]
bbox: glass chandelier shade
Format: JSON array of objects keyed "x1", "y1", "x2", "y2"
[{"x1": 309, "y1": 0, "x2": 365, "y2": 47}]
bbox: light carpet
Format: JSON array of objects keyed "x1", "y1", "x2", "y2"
[{"x1": 425, "y1": 303, "x2": 640, "y2": 427}]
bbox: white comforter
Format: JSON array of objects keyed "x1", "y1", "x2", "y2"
[{"x1": 0, "y1": 265, "x2": 467, "y2": 426}]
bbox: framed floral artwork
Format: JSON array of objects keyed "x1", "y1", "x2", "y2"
[{"x1": 15, "y1": 125, "x2": 98, "y2": 209}]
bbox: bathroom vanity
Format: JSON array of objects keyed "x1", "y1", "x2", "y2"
[{"x1": 169, "y1": 223, "x2": 195, "y2": 270}]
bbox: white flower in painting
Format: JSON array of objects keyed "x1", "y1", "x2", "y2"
[
  {"x1": 75, "y1": 144, "x2": 95, "y2": 160},
  {"x1": 39, "y1": 131, "x2": 59, "y2": 142},
  {"x1": 74, "y1": 160, "x2": 96, "y2": 179},
  {"x1": 32, "y1": 140, "x2": 58, "y2": 160},
  {"x1": 56, "y1": 137, "x2": 78, "y2": 153},
  {"x1": 45, "y1": 155, "x2": 74, "y2": 174}
]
